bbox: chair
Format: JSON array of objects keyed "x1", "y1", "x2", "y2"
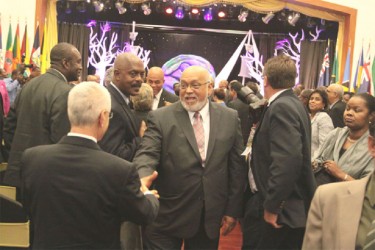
[{"x1": 0, "y1": 194, "x2": 29, "y2": 248}]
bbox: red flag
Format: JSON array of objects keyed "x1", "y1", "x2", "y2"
[{"x1": 4, "y1": 23, "x2": 13, "y2": 74}]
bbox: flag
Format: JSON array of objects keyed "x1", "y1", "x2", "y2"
[
  {"x1": 358, "y1": 44, "x2": 372, "y2": 94},
  {"x1": 4, "y1": 23, "x2": 13, "y2": 75},
  {"x1": 0, "y1": 19, "x2": 3, "y2": 68},
  {"x1": 317, "y1": 43, "x2": 330, "y2": 87},
  {"x1": 41, "y1": 1, "x2": 58, "y2": 73},
  {"x1": 40, "y1": 22, "x2": 47, "y2": 72},
  {"x1": 12, "y1": 23, "x2": 20, "y2": 70},
  {"x1": 343, "y1": 47, "x2": 351, "y2": 89},
  {"x1": 331, "y1": 51, "x2": 338, "y2": 83},
  {"x1": 21, "y1": 24, "x2": 30, "y2": 76},
  {"x1": 353, "y1": 46, "x2": 364, "y2": 92},
  {"x1": 30, "y1": 24, "x2": 40, "y2": 67}
]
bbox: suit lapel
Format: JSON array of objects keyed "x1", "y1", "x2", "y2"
[
  {"x1": 174, "y1": 103, "x2": 201, "y2": 161},
  {"x1": 158, "y1": 90, "x2": 165, "y2": 108},
  {"x1": 206, "y1": 102, "x2": 220, "y2": 163},
  {"x1": 107, "y1": 84, "x2": 138, "y2": 134},
  {"x1": 337, "y1": 176, "x2": 369, "y2": 248}
]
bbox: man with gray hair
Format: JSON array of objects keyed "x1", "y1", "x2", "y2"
[
  {"x1": 21, "y1": 82, "x2": 159, "y2": 250},
  {"x1": 326, "y1": 83, "x2": 346, "y2": 128}
]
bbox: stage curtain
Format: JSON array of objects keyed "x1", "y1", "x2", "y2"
[
  {"x1": 300, "y1": 40, "x2": 326, "y2": 89},
  {"x1": 58, "y1": 22, "x2": 90, "y2": 81}
]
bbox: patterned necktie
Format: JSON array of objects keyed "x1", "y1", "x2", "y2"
[
  {"x1": 364, "y1": 220, "x2": 375, "y2": 250},
  {"x1": 193, "y1": 112, "x2": 205, "y2": 164}
]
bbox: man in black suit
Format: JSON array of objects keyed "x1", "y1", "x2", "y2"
[
  {"x1": 134, "y1": 66, "x2": 246, "y2": 249},
  {"x1": 146, "y1": 66, "x2": 179, "y2": 110},
  {"x1": 227, "y1": 81, "x2": 254, "y2": 145},
  {"x1": 4, "y1": 42, "x2": 82, "y2": 189},
  {"x1": 326, "y1": 83, "x2": 346, "y2": 128},
  {"x1": 21, "y1": 82, "x2": 159, "y2": 250},
  {"x1": 246, "y1": 55, "x2": 316, "y2": 249}
]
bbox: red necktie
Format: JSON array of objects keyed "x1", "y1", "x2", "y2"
[{"x1": 193, "y1": 112, "x2": 205, "y2": 164}]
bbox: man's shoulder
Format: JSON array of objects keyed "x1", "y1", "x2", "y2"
[{"x1": 162, "y1": 89, "x2": 179, "y2": 101}]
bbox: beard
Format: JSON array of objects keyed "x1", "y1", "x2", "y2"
[{"x1": 181, "y1": 93, "x2": 208, "y2": 112}]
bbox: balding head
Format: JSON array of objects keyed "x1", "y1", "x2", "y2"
[
  {"x1": 113, "y1": 53, "x2": 145, "y2": 97},
  {"x1": 326, "y1": 83, "x2": 344, "y2": 104},
  {"x1": 50, "y1": 42, "x2": 82, "y2": 82},
  {"x1": 147, "y1": 66, "x2": 165, "y2": 96}
]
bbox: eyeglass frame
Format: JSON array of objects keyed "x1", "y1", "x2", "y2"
[{"x1": 180, "y1": 81, "x2": 211, "y2": 90}]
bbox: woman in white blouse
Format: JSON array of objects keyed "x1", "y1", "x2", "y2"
[{"x1": 307, "y1": 89, "x2": 334, "y2": 160}]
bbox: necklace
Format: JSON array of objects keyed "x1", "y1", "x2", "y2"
[{"x1": 347, "y1": 137, "x2": 358, "y2": 143}]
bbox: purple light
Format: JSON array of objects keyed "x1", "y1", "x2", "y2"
[
  {"x1": 175, "y1": 6, "x2": 184, "y2": 19},
  {"x1": 86, "y1": 20, "x2": 97, "y2": 28},
  {"x1": 203, "y1": 8, "x2": 213, "y2": 22}
]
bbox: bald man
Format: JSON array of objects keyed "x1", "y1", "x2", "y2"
[
  {"x1": 146, "y1": 66, "x2": 179, "y2": 110},
  {"x1": 134, "y1": 66, "x2": 246, "y2": 249},
  {"x1": 326, "y1": 83, "x2": 346, "y2": 128}
]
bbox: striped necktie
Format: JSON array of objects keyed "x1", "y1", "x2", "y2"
[{"x1": 193, "y1": 112, "x2": 205, "y2": 164}]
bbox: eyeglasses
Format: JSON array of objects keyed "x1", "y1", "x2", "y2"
[
  {"x1": 107, "y1": 111, "x2": 113, "y2": 119},
  {"x1": 180, "y1": 81, "x2": 210, "y2": 90}
]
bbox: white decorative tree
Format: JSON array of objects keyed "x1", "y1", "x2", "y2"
[{"x1": 88, "y1": 22, "x2": 118, "y2": 85}]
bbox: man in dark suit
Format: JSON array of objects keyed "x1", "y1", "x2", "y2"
[
  {"x1": 134, "y1": 66, "x2": 246, "y2": 249},
  {"x1": 246, "y1": 55, "x2": 316, "y2": 249},
  {"x1": 227, "y1": 80, "x2": 254, "y2": 145},
  {"x1": 99, "y1": 52, "x2": 145, "y2": 162},
  {"x1": 326, "y1": 83, "x2": 346, "y2": 128},
  {"x1": 146, "y1": 66, "x2": 179, "y2": 110},
  {"x1": 4, "y1": 42, "x2": 82, "y2": 189},
  {"x1": 21, "y1": 82, "x2": 159, "y2": 250}
]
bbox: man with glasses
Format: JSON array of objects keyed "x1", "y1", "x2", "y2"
[
  {"x1": 326, "y1": 83, "x2": 346, "y2": 128},
  {"x1": 134, "y1": 65, "x2": 246, "y2": 249},
  {"x1": 98, "y1": 52, "x2": 149, "y2": 250},
  {"x1": 21, "y1": 82, "x2": 159, "y2": 249}
]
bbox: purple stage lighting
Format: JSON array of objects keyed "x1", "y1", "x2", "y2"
[
  {"x1": 203, "y1": 8, "x2": 213, "y2": 22},
  {"x1": 175, "y1": 6, "x2": 184, "y2": 19}
]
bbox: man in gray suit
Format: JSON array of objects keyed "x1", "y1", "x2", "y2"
[
  {"x1": 22, "y1": 82, "x2": 159, "y2": 249},
  {"x1": 134, "y1": 66, "x2": 246, "y2": 249},
  {"x1": 4, "y1": 42, "x2": 82, "y2": 189}
]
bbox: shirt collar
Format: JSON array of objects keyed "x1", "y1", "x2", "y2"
[
  {"x1": 188, "y1": 101, "x2": 210, "y2": 121},
  {"x1": 154, "y1": 89, "x2": 163, "y2": 101},
  {"x1": 110, "y1": 82, "x2": 130, "y2": 105},
  {"x1": 49, "y1": 68, "x2": 68, "y2": 83},
  {"x1": 67, "y1": 132, "x2": 97, "y2": 143},
  {"x1": 267, "y1": 89, "x2": 288, "y2": 106}
]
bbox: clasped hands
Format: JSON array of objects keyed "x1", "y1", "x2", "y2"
[{"x1": 140, "y1": 171, "x2": 160, "y2": 199}]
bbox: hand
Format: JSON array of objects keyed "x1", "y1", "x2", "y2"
[
  {"x1": 264, "y1": 210, "x2": 282, "y2": 229},
  {"x1": 323, "y1": 160, "x2": 342, "y2": 179},
  {"x1": 140, "y1": 171, "x2": 158, "y2": 189},
  {"x1": 164, "y1": 101, "x2": 173, "y2": 106},
  {"x1": 139, "y1": 120, "x2": 147, "y2": 137},
  {"x1": 220, "y1": 216, "x2": 237, "y2": 236}
]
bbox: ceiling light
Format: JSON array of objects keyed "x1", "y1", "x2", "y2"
[
  {"x1": 115, "y1": 1, "x2": 127, "y2": 14},
  {"x1": 175, "y1": 6, "x2": 184, "y2": 20},
  {"x1": 288, "y1": 12, "x2": 300, "y2": 26},
  {"x1": 141, "y1": 3, "x2": 151, "y2": 15},
  {"x1": 203, "y1": 7, "x2": 213, "y2": 22},
  {"x1": 92, "y1": 0, "x2": 104, "y2": 12},
  {"x1": 65, "y1": 1, "x2": 72, "y2": 14},
  {"x1": 217, "y1": 9, "x2": 226, "y2": 18},
  {"x1": 165, "y1": 6, "x2": 173, "y2": 14},
  {"x1": 262, "y1": 12, "x2": 275, "y2": 24},
  {"x1": 238, "y1": 9, "x2": 248, "y2": 22}
]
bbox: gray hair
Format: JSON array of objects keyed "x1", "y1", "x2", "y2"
[
  {"x1": 131, "y1": 83, "x2": 153, "y2": 111},
  {"x1": 68, "y1": 81, "x2": 111, "y2": 127},
  {"x1": 104, "y1": 67, "x2": 114, "y2": 87},
  {"x1": 329, "y1": 83, "x2": 344, "y2": 99}
]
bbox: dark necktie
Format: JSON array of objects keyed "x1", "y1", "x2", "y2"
[{"x1": 193, "y1": 112, "x2": 205, "y2": 164}]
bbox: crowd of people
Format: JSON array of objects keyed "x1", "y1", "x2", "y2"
[{"x1": 0, "y1": 42, "x2": 375, "y2": 250}]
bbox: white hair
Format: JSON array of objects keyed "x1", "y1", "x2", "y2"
[{"x1": 68, "y1": 81, "x2": 111, "y2": 127}]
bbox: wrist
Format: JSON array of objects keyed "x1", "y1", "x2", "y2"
[{"x1": 343, "y1": 173, "x2": 349, "y2": 181}]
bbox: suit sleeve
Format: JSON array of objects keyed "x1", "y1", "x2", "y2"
[
  {"x1": 302, "y1": 187, "x2": 323, "y2": 250},
  {"x1": 118, "y1": 164, "x2": 159, "y2": 225},
  {"x1": 264, "y1": 103, "x2": 305, "y2": 213},
  {"x1": 99, "y1": 109, "x2": 140, "y2": 161},
  {"x1": 133, "y1": 111, "x2": 162, "y2": 178},
  {"x1": 50, "y1": 89, "x2": 71, "y2": 143},
  {"x1": 225, "y1": 113, "x2": 247, "y2": 218}
]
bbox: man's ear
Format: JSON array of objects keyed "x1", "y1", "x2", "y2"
[{"x1": 98, "y1": 110, "x2": 106, "y2": 128}]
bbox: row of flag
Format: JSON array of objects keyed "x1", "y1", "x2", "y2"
[
  {"x1": 317, "y1": 39, "x2": 375, "y2": 96},
  {"x1": 0, "y1": 21, "x2": 42, "y2": 76}
]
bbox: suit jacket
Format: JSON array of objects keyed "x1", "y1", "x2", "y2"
[
  {"x1": 22, "y1": 136, "x2": 159, "y2": 250},
  {"x1": 251, "y1": 89, "x2": 316, "y2": 228},
  {"x1": 99, "y1": 84, "x2": 141, "y2": 161},
  {"x1": 4, "y1": 69, "x2": 72, "y2": 187},
  {"x1": 134, "y1": 101, "x2": 246, "y2": 239},
  {"x1": 328, "y1": 100, "x2": 346, "y2": 128},
  {"x1": 227, "y1": 98, "x2": 253, "y2": 145},
  {"x1": 302, "y1": 175, "x2": 371, "y2": 250},
  {"x1": 157, "y1": 89, "x2": 179, "y2": 109}
]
